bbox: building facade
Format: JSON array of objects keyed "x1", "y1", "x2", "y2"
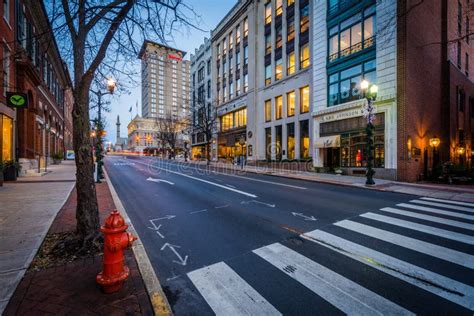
[
  {"x1": 127, "y1": 115, "x2": 160, "y2": 153},
  {"x1": 312, "y1": 0, "x2": 473, "y2": 182},
  {"x1": 138, "y1": 40, "x2": 191, "y2": 120},
  {"x1": 1, "y1": 0, "x2": 73, "y2": 174},
  {"x1": 190, "y1": 37, "x2": 216, "y2": 160},
  {"x1": 212, "y1": 0, "x2": 255, "y2": 161},
  {"x1": 256, "y1": 0, "x2": 313, "y2": 162}
]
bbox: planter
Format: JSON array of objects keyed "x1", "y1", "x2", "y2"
[{"x1": 3, "y1": 165, "x2": 17, "y2": 181}]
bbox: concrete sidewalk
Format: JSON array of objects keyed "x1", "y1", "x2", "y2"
[
  {"x1": 172, "y1": 158, "x2": 474, "y2": 203},
  {"x1": 0, "y1": 161, "x2": 76, "y2": 313}
]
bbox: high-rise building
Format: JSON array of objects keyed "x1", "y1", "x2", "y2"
[{"x1": 138, "y1": 40, "x2": 191, "y2": 120}]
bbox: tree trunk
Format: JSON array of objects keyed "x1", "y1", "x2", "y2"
[
  {"x1": 73, "y1": 78, "x2": 100, "y2": 241},
  {"x1": 206, "y1": 142, "x2": 211, "y2": 166}
]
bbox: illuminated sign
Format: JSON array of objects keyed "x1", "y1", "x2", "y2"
[
  {"x1": 6, "y1": 92, "x2": 28, "y2": 109},
  {"x1": 168, "y1": 54, "x2": 182, "y2": 61}
]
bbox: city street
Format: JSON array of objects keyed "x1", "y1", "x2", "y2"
[{"x1": 105, "y1": 155, "x2": 474, "y2": 315}]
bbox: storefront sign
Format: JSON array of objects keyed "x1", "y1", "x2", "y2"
[
  {"x1": 6, "y1": 92, "x2": 28, "y2": 109},
  {"x1": 319, "y1": 109, "x2": 364, "y2": 123},
  {"x1": 66, "y1": 150, "x2": 75, "y2": 160}
]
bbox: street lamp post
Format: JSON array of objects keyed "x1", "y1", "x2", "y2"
[
  {"x1": 360, "y1": 79, "x2": 378, "y2": 185},
  {"x1": 91, "y1": 78, "x2": 116, "y2": 183}
]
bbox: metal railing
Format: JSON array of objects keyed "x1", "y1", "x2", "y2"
[{"x1": 328, "y1": 36, "x2": 375, "y2": 63}]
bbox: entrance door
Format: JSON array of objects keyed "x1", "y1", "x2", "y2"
[{"x1": 326, "y1": 148, "x2": 340, "y2": 169}]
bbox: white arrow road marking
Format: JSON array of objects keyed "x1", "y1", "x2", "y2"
[
  {"x1": 147, "y1": 223, "x2": 165, "y2": 238},
  {"x1": 241, "y1": 200, "x2": 276, "y2": 208},
  {"x1": 190, "y1": 209, "x2": 208, "y2": 214},
  {"x1": 132, "y1": 160, "x2": 257, "y2": 198},
  {"x1": 149, "y1": 215, "x2": 176, "y2": 222},
  {"x1": 292, "y1": 212, "x2": 317, "y2": 221},
  {"x1": 161, "y1": 243, "x2": 188, "y2": 266},
  {"x1": 215, "y1": 204, "x2": 229, "y2": 209},
  {"x1": 147, "y1": 177, "x2": 175, "y2": 185}
]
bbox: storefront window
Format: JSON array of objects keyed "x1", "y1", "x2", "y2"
[
  {"x1": 275, "y1": 125, "x2": 282, "y2": 161},
  {"x1": 265, "y1": 127, "x2": 271, "y2": 160},
  {"x1": 339, "y1": 130, "x2": 384, "y2": 168},
  {"x1": 1, "y1": 115, "x2": 13, "y2": 161},
  {"x1": 300, "y1": 120, "x2": 309, "y2": 158},
  {"x1": 287, "y1": 123, "x2": 295, "y2": 159}
]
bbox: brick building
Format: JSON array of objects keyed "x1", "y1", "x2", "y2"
[
  {"x1": 397, "y1": 0, "x2": 474, "y2": 181},
  {"x1": 1, "y1": 0, "x2": 73, "y2": 174},
  {"x1": 1, "y1": 0, "x2": 16, "y2": 163}
]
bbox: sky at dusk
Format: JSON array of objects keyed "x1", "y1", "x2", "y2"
[{"x1": 101, "y1": 0, "x2": 237, "y2": 143}]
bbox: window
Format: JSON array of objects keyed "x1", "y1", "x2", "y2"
[
  {"x1": 467, "y1": 17, "x2": 470, "y2": 43},
  {"x1": 2, "y1": 44, "x2": 10, "y2": 97},
  {"x1": 287, "y1": 0, "x2": 294, "y2": 5},
  {"x1": 229, "y1": 32, "x2": 233, "y2": 50},
  {"x1": 207, "y1": 80, "x2": 211, "y2": 98},
  {"x1": 265, "y1": 127, "x2": 272, "y2": 160},
  {"x1": 229, "y1": 81, "x2": 234, "y2": 99},
  {"x1": 265, "y1": 33, "x2": 272, "y2": 55},
  {"x1": 300, "y1": 44, "x2": 310, "y2": 69},
  {"x1": 265, "y1": 64, "x2": 272, "y2": 85},
  {"x1": 3, "y1": 0, "x2": 9, "y2": 23},
  {"x1": 275, "y1": 96, "x2": 283, "y2": 119},
  {"x1": 287, "y1": 123, "x2": 295, "y2": 159},
  {"x1": 300, "y1": 3, "x2": 309, "y2": 33},
  {"x1": 223, "y1": 37, "x2": 227, "y2": 55},
  {"x1": 458, "y1": 1, "x2": 462, "y2": 36},
  {"x1": 287, "y1": 17, "x2": 295, "y2": 42},
  {"x1": 458, "y1": 41, "x2": 462, "y2": 68},
  {"x1": 457, "y1": 87, "x2": 465, "y2": 112},
  {"x1": 243, "y1": 73, "x2": 248, "y2": 92},
  {"x1": 275, "y1": 125, "x2": 282, "y2": 160},
  {"x1": 276, "y1": 25, "x2": 283, "y2": 48},
  {"x1": 236, "y1": 50, "x2": 241, "y2": 68},
  {"x1": 220, "y1": 108, "x2": 247, "y2": 131},
  {"x1": 217, "y1": 43, "x2": 221, "y2": 59},
  {"x1": 300, "y1": 120, "x2": 309, "y2": 158},
  {"x1": 300, "y1": 86, "x2": 309, "y2": 113},
  {"x1": 236, "y1": 25, "x2": 241, "y2": 44},
  {"x1": 275, "y1": 58, "x2": 283, "y2": 81},
  {"x1": 287, "y1": 91, "x2": 295, "y2": 116},
  {"x1": 236, "y1": 78, "x2": 241, "y2": 95},
  {"x1": 287, "y1": 52, "x2": 295, "y2": 75},
  {"x1": 244, "y1": 45, "x2": 249, "y2": 64},
  {"x1": 276, "y1": 0, "x2": 283, "y2": 15},
  {"x1": 244, "y1": 17, "x2": 249, "y2": 37},
  {"x1": 265, "y1": 2, "x2": 272, "y2": 24},
  {"x1": 265, "y1": 99, "x2": 271, "y2": 122},
  {"x1": 0, "y1": 115, "x2": 13, "y2": 162},
  {"x1": 207, "y1": 60, "x2": 211, "y2": 75},
  {"x1": 328, "y1": 8, "x2": 376, "y2": 62},
  {"x1": 466, "y1": 53, "x2": 470, "y2": 77}
]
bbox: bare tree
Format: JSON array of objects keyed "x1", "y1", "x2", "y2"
[
  {"x1": 156, "y1": 112, "x2": 188, "y2": 158},
  {"x1": 190, "y1": 101, "x2": 218, "y2": 165},
  {"x1": 43, "y1": 0, "x2": 200, "y2": 248}
]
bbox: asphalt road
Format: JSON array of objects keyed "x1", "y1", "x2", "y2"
[{"x1": 104, "y1": 155, "x2": 474, "y2": 315}]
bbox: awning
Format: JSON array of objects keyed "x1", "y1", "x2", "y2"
[{"x1": 314, "y1": 135, "x2": 341, "y2": 148}]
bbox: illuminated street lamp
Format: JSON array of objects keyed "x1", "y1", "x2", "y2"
[
  {"x1": 92, "y1": 77, "x2": 117, "y2": 183},
  {"x1": 360, "y1": 79, "x2": 378, "y2": 185}
]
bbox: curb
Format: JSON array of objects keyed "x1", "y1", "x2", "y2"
[{"x1": 103, "y1": 168, "x2": 173, "y2": 316}]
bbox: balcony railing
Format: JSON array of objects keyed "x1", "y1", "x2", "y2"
[{"x1": 328, "y1": 36, "x2": 375, "y2": 63}]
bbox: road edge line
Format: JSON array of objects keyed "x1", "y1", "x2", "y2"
[{"x1": 104, "y1": 167, "x2": 173, "y2": 316}]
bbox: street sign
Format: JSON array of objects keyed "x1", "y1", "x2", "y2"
[{"x1": 6, "y1": 92, "x2": 28, "y2": 109}]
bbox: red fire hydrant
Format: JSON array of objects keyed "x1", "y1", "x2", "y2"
[{"x1": 96, "y1": 210, "x2": 137, "y2": 293}]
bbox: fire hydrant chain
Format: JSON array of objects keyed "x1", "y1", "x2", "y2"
[{"x1": 96, "y1": 210, "x2": 137, "y2": 293}]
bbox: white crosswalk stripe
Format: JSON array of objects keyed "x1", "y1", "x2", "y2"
[
  {"x1": 410, "y1": 199, "x2": 474, "y2": 213},
  {"x1": 187, "y1": 197, "x2": 474, "y2": 314},
  {"x1": 379, "y1": 207, "x2": 474, "y2": 231},
  {"x1": 397, "y1": 203, "x2": 474, "y2": 220},
  {"x1": 187, "y1": 262, "x2": 281, "y2": 316},
  {"x1": 302, "y1": 230, "x2": 474, "y2": 311},
  {"x1": 254, "y1": 243, "x2": 414, "y2": 316},
  {"x1": 335, "y1": 220, "x2": 474, "y2": 268},
  {"x1": 421, "y1": 197, "x2": 474, "y2": 207},
  {"x1": 360, "y1": 212, "x2": 474, "y2": 244}
]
